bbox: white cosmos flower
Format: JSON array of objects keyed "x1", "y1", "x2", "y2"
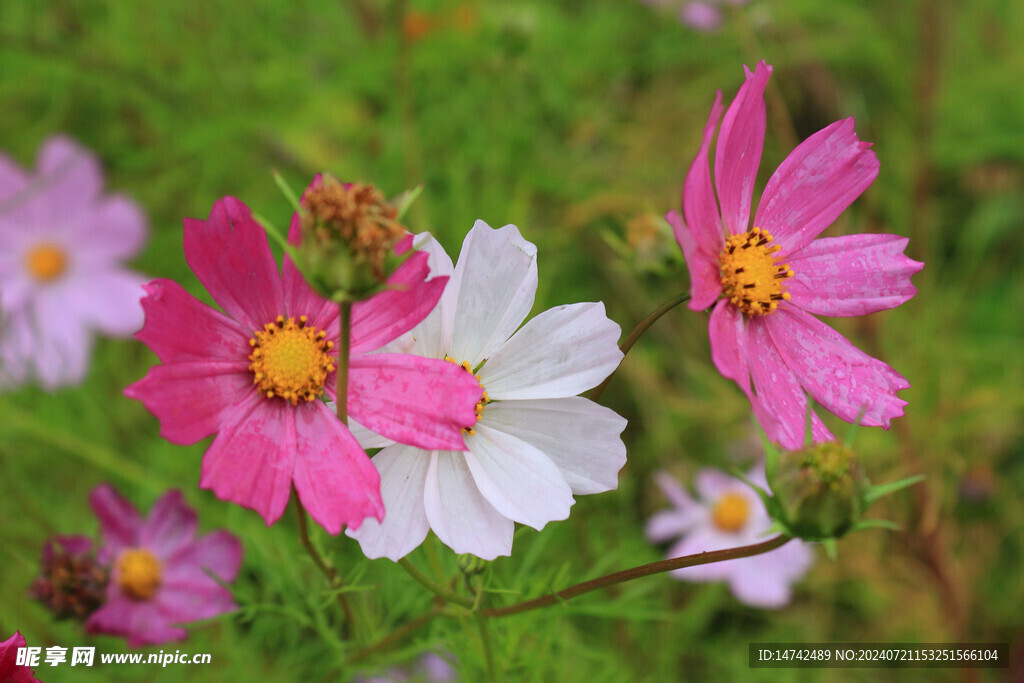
[{"x1": 347, "y1": 220, "x2": 627, "y2": 560}]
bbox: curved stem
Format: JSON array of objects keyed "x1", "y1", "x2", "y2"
[
  {"x1": 336, "y1": 301, "x2": 352, "y2": 423},
  {"x1": 346, "y1": 602, "x2": 443, "y2": 664},
  {"x1": 294, "y1": 498, "x2": 356, "y2": 632},
  {"x1": 588, "y1": 291, "x2": 691, "y2": 402},
  {"x1": 481, "y1": 534, "x2": 790, "y2": 619},
  {"x1": 397, "y1": 558, "x2": 475, "y2": 608}
]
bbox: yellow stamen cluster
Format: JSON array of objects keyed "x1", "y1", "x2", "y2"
[
  {"x1": 26, "y1": 243, "x2": 68, "y2": 282},
  {"x1": 248, "y1": 315, "x2": 335, "y2": 405},
  {"x1": 115, "y1": 548, "x2": 162, "y2": 601},
  {"x1": 711, "y1": 492, "x2": 750, "y2": 533},
  {"x1": 718, "y1": 227, "x2": 794, "y2": 316},
  {"x1": 301, "y1": 178, "x2": 406, "y2": 282},
  {"x1": 445, "y1": 356, "x2": 489, "y2": 435}
]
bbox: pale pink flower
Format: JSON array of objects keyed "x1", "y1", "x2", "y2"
[
  {"x1": 0, "y1": 136, "x2": 147, "y2": 390},
  {"x1": 646, "y1": 466, "x2": 813, "y2": 608},
  {"x1": 0, "y1": 631, "x2": 41, "y2": 682},
  {"x1": 348, "y1": 221, "x2": 626, "y2": 560},
  {"x1": 85, "y1": 484, "x2": 242, "y2": 648},
  {"x1": 668, "y1": 61, "x2": 923, "y2": 449},
  {"x1": 125, "y1": 196, "x2": 482, "y2": 533}
]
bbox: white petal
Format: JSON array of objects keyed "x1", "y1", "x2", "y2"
[
  {"x1": 344, "y1": 413, "x2": 395, "y2": 449},
  {"x1": 448, "y1": 221, "x2": 537, "y2": 365},
  {"x1": 423, "y1": 451, "x2": 513, "y2": 560},
  {"x1": 463, "y1": 423, "x2": 574, "y2": 530},
  {"x1": 481, "y1": 397, "x2": 626, "y2": 494},
  {"x1": 481, "y1": 302, "x2": 622, "y2": 400},
  {"x1": 346, "y1": 445, "x2": 431, "y2": 560}
]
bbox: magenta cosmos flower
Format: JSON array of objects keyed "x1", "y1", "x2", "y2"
[
  {"x1": 0, "y1": 631, "x2": 41, "y2": 682},
  {"x1": 668, "y1": 62, "x2": 923, "y2": 449},
  {"x1": 125, "y1": 196, "x2": 482, "y2": 533},
  {"x1": 85, "y1": 484, "x2": 242, "y2": 648},
  {"x1": 0, "y1": 136, "x2": 147, "y2": 390}
]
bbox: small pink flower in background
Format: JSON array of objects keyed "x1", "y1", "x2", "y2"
[
  {"x1": 646, "y1": 466, "x2": 813, "y2": 608},
  {"x1": 640, "y1": 0, "x2": 749, "y2": 32},
  {"x1": 668, "y1": 61, "x2": 923, "y2": 449},
  {"x1": 125, "y1": 194, "x2": 482, "y2": 533},
  {"x1": 0, "y1": 136, "x2": 148, "y2": 390},
  {"x1": 0, "y1": 631, "x2": 41, "y2": 683},
  {"x1": 356, "y1": 652, "x2": 456, "y2": 683},
  {"x1": 348, "y1": 221, "x2": 626, "y2": 561},
  {"x1": 85, "y1": 484, "x2": 242, "y2": 648}
]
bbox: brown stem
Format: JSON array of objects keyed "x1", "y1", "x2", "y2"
[
  {"x1": 346, "y1": 602, "x2": 443, "y2": 664},
  {"x1": 336, "y1": 301, "x2": 352, "y2": 423},
  {"x1": 481, "y1": 535, "x2": 790, "y2": 619}
]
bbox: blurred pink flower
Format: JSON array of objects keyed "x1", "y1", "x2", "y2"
[
  {"x1": 667, "y1": 61, "x2": 923, "y2": 448},
  {"x1": 0, "y1": 136, "x2": 147, "y2": 390},
  {"x1": 348, "y1": 222, "x2": 626, "y2": 560},
  {"x1": 0, "y1": 631, "x2": 41, "y2": 683},
  {"x1": 646, "y1": 466, "x2": 813, "y2": 608},
  {"x1": 85, "y1": 484, "x2": 242, "y2": 648},
  {"x1": 125, "y1": 195, "x2": 482, "y2": 533}
]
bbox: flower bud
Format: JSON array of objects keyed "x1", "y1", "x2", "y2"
[
  {"x1": 768, "y1": 441, "x2": 868, "y2": 540},
  {"x1": 298, "y1": 176, "x2": 408, "y2": 301},
  {"x1": 456, "y1": 553, "x2": 488, "y2": 576},
  {"x1": 28, "y1": 536, "x2": 107, "y2": 621}
]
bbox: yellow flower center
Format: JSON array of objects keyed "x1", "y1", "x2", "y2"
[
  {"x1": 445, "y1": 356, "x2": 489, "y2": 435},
  {"x1": 26, "y1": 243, "x2": 68, "y2": 282},
  {"x1": 718, "y1": 227, "x2": 793, "y2": 316},
  {"x1": 115, "y1": 548, "x2": 162, "y2": 601},
  {"x1": 248, "y1": 315, "x2": 335, "y2": 405},
  {"x1": 711, "y1": 492, "x2": 750, "y2": 533}
]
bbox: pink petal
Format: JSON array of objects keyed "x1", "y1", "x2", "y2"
[
  {"x1": 36, "y1": 135, "x2": 103, "y2": 218},
  {"x1": 125, "y1": 360, "x2": 253, "y2": 444},
  {"x1": 182, "y1": 197, "x2": 284, "y2": 333},
  {"x1": 282, "y1": 213, "x2": 336, "y2": 330},
  {"x1": 746, "y1": 316, "x2": 834, "y2": 449},
  {"x1": 199, "y1": 397, "x2": 298, "y2": 526},
  {"x1": 755, "y1": 118, "x2": 880, "y2": 254},
  {"x1": 765, "y1": 306, "x2": 909, "y2": 428},
  {"x1": 25, "y1": 288, "x2": 93, "y2": 389},
  {"x1": 0, "y1": 150, "x2": 30, "y2": 201},
  {"x1": 86, "y1": 594, "x2": 185, "y2": 648},
  {"x1": 155, "y1": 580, "x2": 236, "y2": 625},
  {"x1": 680, "y1": 90, "x2": 725, "y2": 257},
  {"x1": 138, "y1": 490, "x2": 198, "y2": 560},
  {"x1": 346, "y1": 353, "x2": 481, "y2": 451},
  {"x1": 714, "y1": 62, "x2": 771, "y2": 235},
  {"x1": 727, "y1": 541, "x2": 814, "y2": 608},
  {"x1": 72, "y1": 194, "x2": 148, "y2": 262},
  {"x1": 667, "y1": 210, "x2": 721, "y2": 311},
  {"x1": 350, "y1": 249, "x2": 447, "y2": 353},
  {"x1": 64, "y1": 268, "x2": 146, "y2": 336},
  {"x1": 786, "y1": 233, "x2": 924, "y2": 316},
  {"x1": 708, "y1": 299, "x2": 751, "y2": 392},
  {"x1": 164, "y1": 530, "x2": 243, "y2": 583},
  {"x1": 291, "y1": 401, "x2": 384, "y2": 534},
  {"x1": 89, "y1": 484, "x2": 142, "y2": 562},
  {"x1": 133, "y1": 279, "x2": 250, "y2": 364}
]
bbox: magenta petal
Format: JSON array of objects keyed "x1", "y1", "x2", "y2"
[
  {"x1": 155, "y1": 580, "x2": 236, "y2": 625},
  {"x1": 291, "y1": 402, "x2": 383, "y2": 534},
  {"x1": 87, "y1": 595, "x2": 185, "y2": 648},
  {"x1": 714, "y1": 62, "x2": 771, "y2": 235},
  {"x1": 350, "y1": 250, "x2": 447, "y2": 353},
  {"x1": 199, "y1": 397, "x2": 297, "y2": 526},
  {"x1": 138, "y1": 491, "x2": 198, "y2": 560},
  {"x1": 347, "y1": 353, "x2": 482, "y2": 451},
  {"x1": 183, "y1": 197, "x2": 284, "y2": 332},
  {"x1": 755, "y1": 118, "x2": 880, "y2": 254},
  {"x1": 786, "y1": 234, "x2": 924, "y2": 316},
  {"x1": 164, "y1": 530, "x2": 243, "y2": 584},
  {"x1": 746, "y1": 317, "x2": 834, "y2": 449},
  {"x1": 134, "y1": 279, "x2": 250, "y2": 363},
  {"x1": 765, "y1": 307, "x2": 909, "y2": 428},
  {"x1": 125, "y1": 361, "x2": 253, "y2": 444},
  {"x1": 681, "y1": 91, "x2": 725, "y2": 254},
  {"x1": 668, "y1": 211, "x2": 721, "y2": 311},
  {"x1": 282, "y1": 213, "x2": 337, "y2": 330},
  {"x1": 89, "y1": 484, "x2": 142, "y2": 562},
  {"x1": 708, "y1": 300, "x2": 750, "y2": 392}
]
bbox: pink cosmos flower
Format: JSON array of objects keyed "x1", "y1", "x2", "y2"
[
  {"x1": 85, "y1": 484, "x2": 242, "y2": 648},
  {"x1": 0, "y1": 136, "x2": 147, "y2": 390},
  {"x1": 125, "y1": 196, "x2": 482, "y2": 533},
  {"x1": 668, "y1": 62, "x2": 923, "y2": 449},
  {"x1": 0, "y1": 632, "x2": 41, "y2": 683},
  {"x1": 646, "y1": 466, "x2": 814, "y2": 608}
]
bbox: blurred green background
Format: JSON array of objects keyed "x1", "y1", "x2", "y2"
[{"x1": 1, "y1": 0, "x2": 1022, "y2": 681}]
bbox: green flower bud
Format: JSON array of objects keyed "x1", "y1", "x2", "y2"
[
  {"x1": 768, "y1": 441, "x2": 868, "y2": 540},
  {"x1": 456, "y1": 553, "x2": 488, "y2": 576}
]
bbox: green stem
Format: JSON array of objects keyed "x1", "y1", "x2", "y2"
[
  {"x1": 336, "y1": 301, "x2": 352, "y2": 423},
  {"x1": 293, "y1": 497, "x2": 356, "y2": 633},
  {"x1": 475, "y1": 613, "x2": 498, "y2": 682},
  {"x1": 397, "y1": 558, "x2": 475, "y2": 608},
  {"x1": 588, "y1": 291, "x2": 691, "y2": 402},
  {"x1": 481, "y1": 535, "x2": 790, "y2": 619}
]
